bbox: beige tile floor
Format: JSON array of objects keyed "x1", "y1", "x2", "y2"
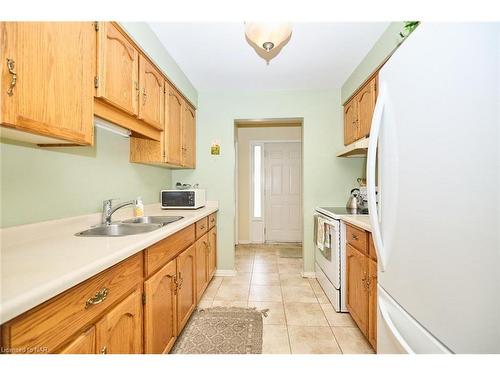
[{"x1": 198, "y1": 244, "x2": 374, "y2": 354}]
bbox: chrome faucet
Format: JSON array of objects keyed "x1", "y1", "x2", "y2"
[{"x1": 102, "y1": 199, "x2": 137, "y2": 225}]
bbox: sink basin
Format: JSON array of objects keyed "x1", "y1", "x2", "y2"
[
  {"x1": 75, "y1": 223, "x2": 163, "y2": 237},
  {"x1": 122, "y1": 216, "x2": 183, "y2": 225}
]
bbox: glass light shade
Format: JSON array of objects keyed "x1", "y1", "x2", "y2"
[{"x1": 245, "y1": 22, "x2": 292, "y2": 53}]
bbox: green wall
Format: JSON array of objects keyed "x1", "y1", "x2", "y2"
[
  {"x1": 172, "y1": 89, "x2": 364, "y2": 273},
  {"x1": 341, "y1": 22, "x2": 405, "y2": 102},
  {"x1": 0, "y1": 128, "x2": 171, "y2": 227}
]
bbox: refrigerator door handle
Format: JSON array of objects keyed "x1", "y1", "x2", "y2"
[{"x1": 367, "y1": 81, "x2": 387, "y2": 270}]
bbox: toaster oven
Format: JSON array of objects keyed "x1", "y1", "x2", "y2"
[{"x1": 161, "y1": 189, "x2": 206, "y2": 209}]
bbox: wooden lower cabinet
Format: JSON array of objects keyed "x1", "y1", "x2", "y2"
[
  {"x1": 208, "y1": 227, "x2": 217, "y2": 278},
  {"x1": 176, "y1": 245, "x2": 197, "y2": 333},
  {"x1": 95, "y1": 287, "x2": 143, "y2": 354},
  {"x1": 195, "y1": 234, "x2": 210, "y2": 301},
  {"x1": 346, "y1": 243, "x2": 369, "y2": 336},
  {"x1": 346, "y1": 227, "x2": 378, "y2": 351},
  {"x1": 368, "y1": 258, "x2": 377, "y2": 350},
  {"x1": 58, "y1": 327, "x2": 95, "y2": 354},
  {"x1": 144, "y1": 259, "x2": 177, "y2": 354}
]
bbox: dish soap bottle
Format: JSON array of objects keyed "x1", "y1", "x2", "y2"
[{"x1": 134, "y1": 197, "x2": 144, "y2": 217}]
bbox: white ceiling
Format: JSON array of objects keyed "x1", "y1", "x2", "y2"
[{"x1": 149, "y1": 22, "x2": 389, "y2": 91}]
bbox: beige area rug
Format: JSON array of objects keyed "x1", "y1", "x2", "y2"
[
  {"x1": 171, "y1": 307, "x2": 267, "y2": 354},
  {"x1": 278, "y1": 245, "x2": 303, "y2": 258}
]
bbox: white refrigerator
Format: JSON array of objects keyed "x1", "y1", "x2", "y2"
[{"x1": 367, "y1": 23, "x2": 500, "y2": 354}]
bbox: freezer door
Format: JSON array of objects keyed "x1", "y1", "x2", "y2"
[{"x1": 368, "y1": 23, "x2": 500, "y2": 353}]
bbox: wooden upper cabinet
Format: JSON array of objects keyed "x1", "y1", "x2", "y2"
[
  {"x1": 0, "y1": 22, "x2": 94, "y2": 145},
  {"x1": 356, "y1": 77, "x2": 377, "y2": 139},
  {"x1": 176, "y1": 245, "x2": 196, "y2": 333},
  {"x1": 165, "y1": 85, "x2": 183, "y2": 165},
  {"x1": 58, "y1": 327, "x2": 96, "y2": 354},
  {"x1": 138, "y1": 56, "x2": 164, "y2": 129},
  {"x1": 96, "y1": 22, "x2": 139, "y2": 116},
  {"x1": 368, "y1": 258, "x2": 377, "y2": 350},
  {"x1": 208, "y1": 227, "x2": 217, "y2": 279},
  {"x1": 95, "y1": 287, "x2": 143, "y2": 354},
  {"x1": 346, "y1": 244, "x2": 369, "y2": 337},
  {"x1": 343, "y1": 99, "x2": 358, "y2": 145},
  {"x1": 195, "y1": 234, "x2": 209, "y2": 301},
  {"x1": 144, "y1": 259, "x2": 177, "y2": 354},
  {"x1": 182, "y1": 103, "x2": 196, "y2": 168}
]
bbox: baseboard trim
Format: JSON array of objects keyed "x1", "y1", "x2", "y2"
[
  {"x1": 215, "y1": 269, "x2": 237, "y2": 277},
  {"x1": 301, "y1": 272, "x2": 316, "y2": 279},
  {"x1": 237, "y1": 240, "x2": 251, "y2": 244}
]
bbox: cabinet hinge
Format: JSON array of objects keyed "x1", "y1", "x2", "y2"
[
  {"x1": 142, "y1": 293, "x2": 146, "y2": 305},
  {"x1": 164, "y1": 87, "x2": 167, "y2": 94},
  {"x1": 94, "y1": 76, "x2": 99, "y2": 89},
  {"x1": 94, "y1": 22, "x2": 99, "y2": 31}
]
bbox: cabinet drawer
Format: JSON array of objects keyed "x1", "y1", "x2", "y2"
[
  {"x1": 195, "y1": 217, "x2": 208, "y2": 239},
  {"x1": 208, "y1": 213, "x2": 216, "y2": 229},
  {"x1": 368, "y1": 234, "x2": 377, "y2": 261},
  {"x1": 145, "y1": 224, "x2": 195, "y2": 277},
  {"x1": 2, "y1": 253, "x2": 142, "y2": 353},
  {"x1": 346, "y1": 224, "x2": 368, "y2": 255}
]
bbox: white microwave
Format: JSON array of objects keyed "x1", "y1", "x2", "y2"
[{"x1": 161, "y1": 189, "x2": 206, "y2": 209}]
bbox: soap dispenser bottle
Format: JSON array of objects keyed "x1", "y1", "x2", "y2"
[{"x1": 134, "y1": 196, "x2": 144, "y2": 217}]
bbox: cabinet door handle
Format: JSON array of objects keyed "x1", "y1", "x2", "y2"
[
  {"x1": 142, "y1": 88, "x2": 147, "y2": 105},
  {"x1": 100, "y1": 346, "x2": 107, "y2": 354},
  {"x1": 172, "y1": 275, "x2": 178, "y2": 294},
  {"x1": 6, "y1": 59, "x2": 17, "y2": 96},
  {"x1": 178, "y1": 272, "x2": 183, "y2": 290},
  {"x1": 134, "y1": 81, "x2": 139, "y2": 97},
  {"x1": 85, "y1": 287, "x2": 109, "y2": 309},
  {"x1": 352, "y1": 234, "x2": 358, "y2": 241}
]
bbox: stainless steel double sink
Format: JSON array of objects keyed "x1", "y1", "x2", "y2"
[{"x1": 75, "y1": 216, "x2": 183, "y2": 237}]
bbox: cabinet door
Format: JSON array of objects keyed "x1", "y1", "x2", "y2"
[
  {"x1": 356, "y1": 77, "x2": 377, "y2": 139},
  {"x1": 176, "y1": 245, "x2": 196, "y2": 332},
  {"x1": 368, "y1": 259, "x2": 377, "y2": 350},
  {"x1": 58, "y1": 327, "x2": 96, "y2": 354},
  {"x1": 208, "y1": 227, "x2": 217, "y2": 279},
  {"x1": 165, "y1": 86, "x2": 183, "y2": 165},
  {"x1": 346, "y1": 244, "x2": 369, "y2": 336},
  {"x1": 138, "y1": 56, "x2": 164, "y2": 130},
  {"x1": 96, "y1": 287, "x2": 143, "y2": 354},
  {"x1": 181, "y1": 104, "x2": 196, "y2": 168},
  {"x1": 96, "y1": 22, "x2": 139, "y2": 116},
  {"x1": 144, "y1": 259, "x2": 177, "y2": 354},
  {"x1": 1, "y1": 22, "x2": 94, "y2": 145},
  {"x1": 343, "y1": 99, "x2": 358, "y2": 145},
  {"x1": 195, "y1": 234, "x2": 209, "y2": 301}
]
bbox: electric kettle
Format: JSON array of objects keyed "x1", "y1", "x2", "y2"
[{"x1": 346, "y1": 188, "x2": 361, "y2": 209}]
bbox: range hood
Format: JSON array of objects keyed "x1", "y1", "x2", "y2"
[{"x1": 336, "y1": 137, "x2": 369, "y2": 158}]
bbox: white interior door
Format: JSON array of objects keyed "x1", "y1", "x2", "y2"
[{"x1": 264, "y1": 142, "x2": 302, "y2": 242}]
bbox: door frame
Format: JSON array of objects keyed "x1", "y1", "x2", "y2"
[{"x1": 249, "y1": 140, "x2": 303, "y2": 243}]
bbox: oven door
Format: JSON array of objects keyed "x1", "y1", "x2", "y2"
[{"x1": 314, "y1": 214, "x2": 341, "y2": 289}]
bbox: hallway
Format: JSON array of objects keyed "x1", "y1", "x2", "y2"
[{"x1": 198, "y1": 244, "x2": 374, "y2": 354}]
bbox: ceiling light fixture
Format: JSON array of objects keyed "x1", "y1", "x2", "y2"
[{"x1": 244, "y1": 22, "x2": 292, "y2": 64}]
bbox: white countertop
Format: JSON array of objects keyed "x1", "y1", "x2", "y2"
[{"x1": 0, "y1": 202, "x2": 218, "y2": 324}]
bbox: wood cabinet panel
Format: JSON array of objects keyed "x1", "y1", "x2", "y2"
[
  {"x1": 368, "y1": 233, "x2": 377, "y2": 261},
  {"x1": 343, "y1": 99, "x2": 358, "y2": 145},
  {"x1": 96, "y1": 22, "x2": 139, "y2": 116},
  {"x1": 208, "y1": 227, "x2": 217, "y2": 279},
  {"x1": 176, "y1": 245, "x2": 196, "y2": 332},
  {"x1": 208, "y1": 213, "x2": 216, "y2": 230},
  {"x1": 1, "y1": 253, "x2": 142, "y2": 353},
  {"x1": 138, "y1": 55, "x2": 164, "y2": 129},
  {"x1": 58, "y1": 327, "x2": 95, "y2": 354},
  {"x1": 195, "y1": 234, "x2": 209, "y2": 301},
  {"x1": 96, "y1": 287, "x2": 143, "y2": 354},
  {"x1": 356, "y1": 77, "x2": 377, "y2": 139},
  {"x1": 165, "y1": 85, "x2": 183, "y2": 165},
  {"x1": 346, "y1": 224, "x2": 368, "y2": 255},
  {"x1": 368, "y1": 258, "x2": 377, "y2": 350},
  {"x1": 145, "y1": 224, "x2": 195, "y2": 277},
  {"x1": 182, "y1": 104, "x2": 196, "y2": 168},
  {"x1": 1, "y1": 22, "x2": 94, "y2": 145},
  {"x1": 144, "y1": 259, "x2": 177, "y2": 354},
  {"x1": 195, "y1": 217, "x2": 208, "y2": 239},
  {"x1": 346, "y1": 243, "x2": 369, "y2": 337}
]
